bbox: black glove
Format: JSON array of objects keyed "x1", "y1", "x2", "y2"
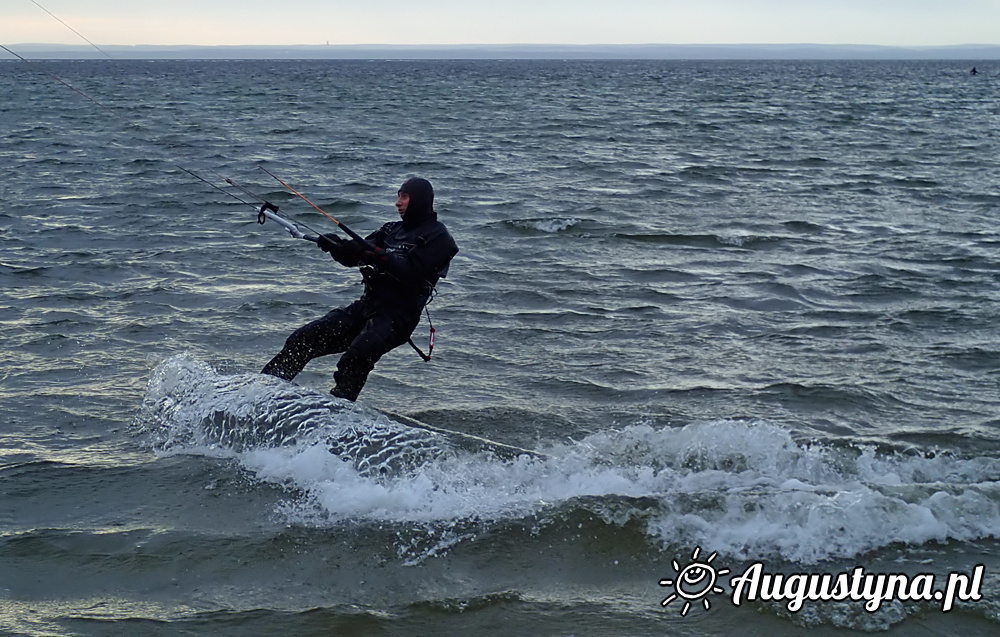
[
  {"x1": 317, "y1": 233, "x2": 342, "y2": 253},
  {"x1": 322, "y1": 235, "x2": 367, "y2": 267}
]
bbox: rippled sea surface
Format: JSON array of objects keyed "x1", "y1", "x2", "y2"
[{"x1": 2, "y1": 58, "x2": 1000, "y2": 635}]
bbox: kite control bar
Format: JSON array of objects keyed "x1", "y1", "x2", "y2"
[{"x1": 257, "y1": 202, "x2": 317, "y2": 242}]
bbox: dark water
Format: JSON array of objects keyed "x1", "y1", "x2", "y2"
[{"x1": 2, "y1": 58, "x2": 1000, "y2": 635}]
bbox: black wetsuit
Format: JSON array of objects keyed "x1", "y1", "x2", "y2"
[{"x1": 261, "y1": 185, "x2": 458, "y2": 401}]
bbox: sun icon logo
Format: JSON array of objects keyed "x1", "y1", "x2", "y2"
[{"x1": 659, "y1": 546, "x2": 730, "y2": 616}]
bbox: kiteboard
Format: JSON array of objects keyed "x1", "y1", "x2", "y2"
[
  {"x1": 377, "y1": 409, "x2": 547, "y2": 461},
  {"x1": 139, "y1": 355, "x2": 545, "y2": 479}
]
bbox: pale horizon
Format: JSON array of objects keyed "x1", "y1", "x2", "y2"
[
  {"x1": 7, "y1": 42, "x2": 999, "y2": 62},
  {"x1": 3, "y1": 1, "x2": 999, "y2": 49}
]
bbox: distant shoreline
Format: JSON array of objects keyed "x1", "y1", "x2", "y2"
[{"x1": 4, "y1": 43, "x2": 1000, "y2": 60}]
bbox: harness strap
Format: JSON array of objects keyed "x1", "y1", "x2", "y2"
[{"x1": 407, "y1": 307, "x2": 436, "y2": 362}]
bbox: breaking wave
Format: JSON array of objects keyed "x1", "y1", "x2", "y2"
[{"x1": 136, "y1": 355, "x2": 1000, "y2": 565}]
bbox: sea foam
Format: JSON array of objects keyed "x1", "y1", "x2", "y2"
[{"x1": 136, "y1": 354, "x2": 1000, "y2": 565}]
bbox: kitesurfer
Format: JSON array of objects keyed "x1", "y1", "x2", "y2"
[{"x1": 261, "y1": 177, "x2": 458, "y2": 401}]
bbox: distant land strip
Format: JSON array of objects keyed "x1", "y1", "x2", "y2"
[{"x1": 4, "y1": 43, "x2": 1000, "y2": 60}]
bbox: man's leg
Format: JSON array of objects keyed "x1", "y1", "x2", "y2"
[
  {"x1": 331, "y1": 312, "x2": 415, "y2": 401},
  {"x1": 262, "y1": 304, "x2": 363, "y2": 381}
]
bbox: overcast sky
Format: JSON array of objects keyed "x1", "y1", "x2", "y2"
[{"x1": 3, "y1": 0, "x2": 998, "y2": 47}]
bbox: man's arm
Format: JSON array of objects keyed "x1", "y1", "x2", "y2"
[{"x1": 317, "y1": 229, "x2": 382, "y2": 268}]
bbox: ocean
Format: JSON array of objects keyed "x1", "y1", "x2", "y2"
[{"x1": 2, "y1": 57, "x2": 999, "y2": 635}]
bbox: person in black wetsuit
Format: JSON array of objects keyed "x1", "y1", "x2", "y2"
[{"x1": 261, "y1": 177, "x2": 459, "y2": 401}]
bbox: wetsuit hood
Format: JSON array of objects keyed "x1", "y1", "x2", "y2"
[{"x1": 399, "y1": 177, "x2": 435, "y2": 227}]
